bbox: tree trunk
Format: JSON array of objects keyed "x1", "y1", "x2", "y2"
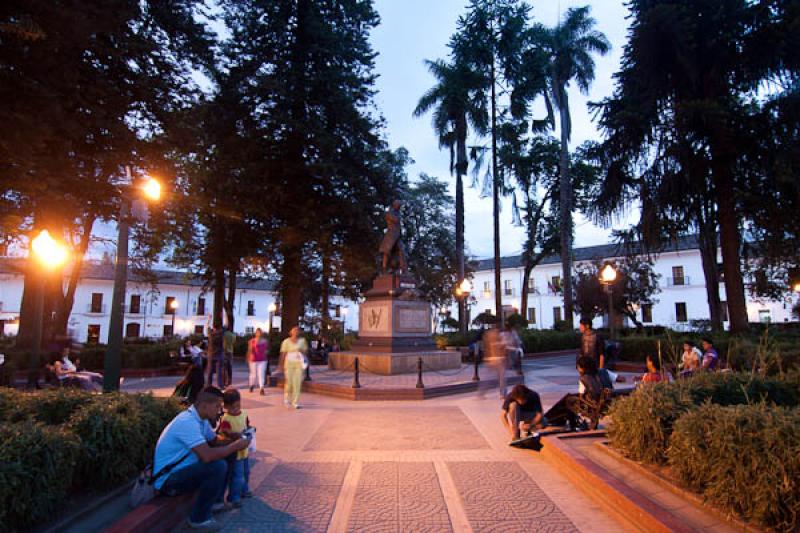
[
  {"x1": 714, "y1": 176, "x2": 749, "y2": 333},
  {"x1": 456, "y1": 132, "x2": 467, "y2": 334},
  {"x1": 520, "y1": 263, "x2": 534, "y2": 322},
  {"x1": 490, "y1": 54, "x2": 503, "y2": 329},
  {"x1": 53, "y1": 215, "x2": 96, "y2": 336},
  {"x1": 557, "y1": 103, "x2": 574, "y2": 328},
  {"x1": 697, "y1": 214, "x2": 723, "y2": 332},
  {"x1": 280, "y1": 243, "x2": 303, "y2": 336},
  {"x1": 213, "y1": 263, "x2": 225, "y2": 329},
  {"x1": 321, "y1": 249, "x2": 331, "y2": 335},
  {"x1": 224, "y1": 265, "x2": 237, "y2": 330}
]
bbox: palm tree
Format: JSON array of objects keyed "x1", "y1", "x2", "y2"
[
  {"x1": 414, "y1": 58, "x2": 487, "y2": 334},
  {"x1": 535, "y1": 6, "x2": 610, "y2": 329}
]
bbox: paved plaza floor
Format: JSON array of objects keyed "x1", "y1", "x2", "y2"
[{"x1": 126, "y1": 355, "x2": 637, "y2": 532}]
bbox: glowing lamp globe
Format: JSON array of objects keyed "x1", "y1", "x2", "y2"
[
  {"x1": 600, "y1": 264, "x2": 617, "y2": 284},
  {"x1": 31, "y1": 230, "x2": 68, "y2": 268},
  {"x1": 142, "y1": 177, "x2": 162, "y2": 201}
]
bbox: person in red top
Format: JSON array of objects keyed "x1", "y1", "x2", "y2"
[
  {"x1": 636, "y1": 354, "x2": 665, "y2": 385},
  {"x1": 246, "y1": 328, "x2": 269, "y2": 395}
]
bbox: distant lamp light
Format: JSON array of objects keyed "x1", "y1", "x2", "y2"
[
  {"x1": 793, "y1": 281, "x2": 800, "y2": 293},
  {"x1": 31, "y1": 230, "x2": 68, "y2": 268},
  {"x1": 170, "y1": 300, "x2": 179, "y2": 310},
  {"x1": 600, "y1": 264, "x2": 618, "y2": 285},
  {"x1": 457, "y1": 279, "x2": 473, "y2": 298},
  {"x1": 268, "y1": 302, "x2": 277, "y2": 312},
  {"x1": 142, "y1": 177, "x2": 162, "y2": 201}
]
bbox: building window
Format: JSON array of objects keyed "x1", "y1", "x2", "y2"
[
  {"x1": 483, "y1": 281, "x2": 491, "y2": 298},
  {"x1": 550, "y1": 276, "x2": 561, "y2": 294},
  {"x1": 87, "y1": 324, "x2": 101, "y2": 344},
  {"x1": 758, "y1": 309, "x2": 771, "y2": 323},
  {"x1": 720, "y1": 301, "x2": 729, "y2": 322},
  {"x1": 527, "y1": 307, "x2": 536, "y2": 324},
  {"x1": 675, "y1": 302, "x2": 688, "y2": 323},
  {"x1": 245, "y1": 326, "x2": 255, "y2": 335},
  {"x1": 125, "y1": 323, "x2": 141, "y2": 338},
  {"x1": 129, "y1": 294, "x2": 141, "y2": 314},
  {"x1": 484, "y1": 308, "x2": 492, "y2": 316},
  {"x1": 163, "y1": 324, "x2": 174, "y2": 337},
  {"x1": 641, "y1": 304, "x2": 653, "y2": 323},
  {"x1": 165, "y1": 296, "x2": 177, "y2": 315},
  {"x1": 90, "y1": 293, "x2": 103, "y2": 314},
  {"x1": 503, "y1": 279, "x2": 513, "y2": 296},
  {"x1": 194, "y1": 325, "x2": 205, "y2": 335},
  {"x1": 247, "y1": 300, "x2": 255, "y2": 316},
  {"x1": 527, "y1": 277, "x2": 535, "y2": 291},
  {"x1": 335, "y1": 305, "x2": 341, "y2": 318},
  {"x1": 553, "y1": 307, "x2": 562, "y2": 324},
  {"x1": 672, "y1": 266, "x2": 685, "y2": 286},
  {"x1": 196, "y1": 297, "x2": 206, "y2": 316}
]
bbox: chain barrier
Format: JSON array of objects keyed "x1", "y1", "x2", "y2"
[
  {"x1": 314, "y1": 359, "x2": 356, "y2": 377},
  {"x1": 420, "y1": 360, "x2": 473, "y2": 378}
]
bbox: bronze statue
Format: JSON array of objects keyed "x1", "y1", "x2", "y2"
[{"x1": 379, "y1": 199, "x2": 407, "y2": 274}]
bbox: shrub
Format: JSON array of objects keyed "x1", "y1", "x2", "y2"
[
  {"x1": 668, "y1": 404, "x2": 800, "y2": 531},
  {"x1": 519, "y1": 330, "x2": 580, "y2": 354},
  {"x1": 607, "y1": 383, "x2": 694, "y2": 464},
  {"x1": 681, "y1": 371, "x2": 799, "y2": 407},
  {"x1": 0, "y1": 421, "x2": 81, "y2": 531}
]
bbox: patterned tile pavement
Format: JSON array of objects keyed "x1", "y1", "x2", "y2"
[
  {"x1": 220, "y1": 462, "x2": 348, "y2": 533},
  {"x1": 448, "y1": 462, "x2": 577, "y2": 532},
  {"x1": 303, "y1": 406, "x2": 490, "y2": 451},
  {"x1": 347, "y1": 462, "x2": 452, "y2": 532}
]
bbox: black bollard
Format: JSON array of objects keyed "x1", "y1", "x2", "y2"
[
  {"x1": 305, "y1": 361, "x2": 312, "y2": 382},
  {"x1": 472, "y1": 353, "x2": 480, "y2": 382},
  {"x1": 265, "y1": 358, "x2": 272, "y2": 387},
  {"x1": 352, "y1": 357, "x2": 361, "y2": 389},
  {"x1": 416, "y1": 356, "x2": 424, "y2": 389}
]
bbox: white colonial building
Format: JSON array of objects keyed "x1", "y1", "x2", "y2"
[
  {"x1": 464, "y1": 235, "x2": 798, "y2": 330},
  {"x1": 0, "y1": 258, "x2": 358, "y2": 343}
]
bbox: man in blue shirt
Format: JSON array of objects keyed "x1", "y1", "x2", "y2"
[
  {"x1": 701, "y1": 338, "x2": 719, "y2": 371},
  {"x1": 154, "y1": 386, "x2": 249, "y2": 530}
]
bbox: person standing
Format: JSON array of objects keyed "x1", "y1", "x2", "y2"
[
  {"x1": 482, "y1": 326, "x2": 507, "y2": 398},
  {"x1": 207, "y1": 326, "x2": 226, "y2": 388},
  {"x1": 223, "y1": 328, "x2": 236, "y2": 387},
  {"x1": 247, "y1": 328, "x2": 269, "y2": 395},
  {"x1": 578, "y1": 318, "x2": 605, "y2": 369},
  {"x1": 280, "y1": 326, "x2": 308, "y2": 409}
]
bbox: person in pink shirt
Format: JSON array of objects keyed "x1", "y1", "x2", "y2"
[{"x1": 246, "y1": 328, "x2": 269, "y2": 395}]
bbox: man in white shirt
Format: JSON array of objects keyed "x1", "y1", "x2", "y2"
[{"x1": 153, "y1": 386, "x2": 249, "y2": 530}]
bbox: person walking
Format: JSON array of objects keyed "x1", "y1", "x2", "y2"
[
  {"x1": 482, "y1": 326, "x2": 507, "y2": 398},
  {"x1": 247, "y1": 328, "x2": 269, "y2": 395},
  {"x1": 280, "y1": 326, "x2": 308, "y2": 409}
]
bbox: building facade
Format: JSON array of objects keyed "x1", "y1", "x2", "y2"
[
  {"x1": 0, "y1": 259, "x2": 358, "y2": 343},
  {"x1": 465, "y1": 236, "x2": 797, "y2": 330}
]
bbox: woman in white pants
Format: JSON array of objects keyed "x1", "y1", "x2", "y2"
[{"x1": 247, "y1": 328, "x2": 269, "y2": 395}]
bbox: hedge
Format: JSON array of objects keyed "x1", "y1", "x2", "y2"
[
  {"x1": 0, "y1": 390, "x2": 181, "y2": 531},
  {"x1": 668, "y1": 403, "x2": 800, "y2": 531},
  {"x1": 608, "y1": 372, "x2": 800, "y2": 464}
]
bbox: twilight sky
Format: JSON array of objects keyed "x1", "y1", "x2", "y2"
[{"x1": 369, "y1": 0, "x2": 634, "y2": 259}]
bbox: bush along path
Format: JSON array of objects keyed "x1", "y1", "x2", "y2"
[
  {"x1": 0, "y1": 388, "x2": 180, "y2": 531},
  {"x1": 607, "y1": 371, "x2": 800, "y2": 531}
]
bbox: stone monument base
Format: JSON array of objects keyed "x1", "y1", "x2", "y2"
[{"x1": 328, "y1": 350, "x2": 461, "y2": 375}]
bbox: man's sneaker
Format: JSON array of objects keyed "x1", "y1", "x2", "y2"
[
  {"x1": 187, "y1": 518, "x2": 220, "y2": 530},
  {"x1": 292, "y1": 403, "x2": 301, "y2": 409},
  {"x1": 211, "y1": 502, "x2": 231, "y2": 514}
]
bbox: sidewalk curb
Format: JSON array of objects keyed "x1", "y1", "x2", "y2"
[
  {"x1": 540, "y1": 432, "x2": 693, "y2": 533},
  {"x1": 594, "y1": 441, "x2": 761, "y2": 532},
  {"x1": 40, "y1": 480, "x2": 133, "y2": 533}
]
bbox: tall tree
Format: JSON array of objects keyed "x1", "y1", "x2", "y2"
[
  {"x1": 533, "y1": 5, "x2": 610, "y2": 330},
  {"x1": 414, "y1": 58, "x2": 487, "y2": 333}
]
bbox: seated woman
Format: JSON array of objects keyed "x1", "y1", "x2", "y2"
[
  {"x1": 568, "y1": 356, "x2": 605, "y2": 430},
  {"x1": 173, "y1": 360, "x2": 206, "y2": 405},
  {"x1": 680, "y1": 341, "x2": 701, "y2": 378},
  {"x1": 501, "y1": 384, "x2": 545, "y2": 444},
  {"x1": 53, "y1": 347, "x2": 103, "y2": 391},
  {"x1": 635, "y1": 354, "x2": 667, "y2": 385}
]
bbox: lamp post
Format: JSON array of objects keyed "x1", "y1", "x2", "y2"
[
  {"x1": 170, "y1": 299, "x2": 179, "y2": 336},
  {"x1": 455, "y1": 279, "x2": 473, "y2": 335},
  {"x1": 268, "y1": 302, "x2": 277, "y2": 334},
  {"x1": 599, "y1": 263, "x2": 618, "y2": 340},
  {"x1": 104, "y1": 170, "x2": 161, "y2": 392},
  {"x1": 27, "y1": 230, "x2": 69, "y2": 388}
]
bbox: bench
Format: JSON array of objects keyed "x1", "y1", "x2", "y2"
[{"x1": 103, "y1": 493, "x2": 195, "y2": 533}]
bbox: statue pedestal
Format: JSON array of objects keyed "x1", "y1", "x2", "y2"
[{"x1": 329, "y1": 274, "x2": 461, "y2": 375}]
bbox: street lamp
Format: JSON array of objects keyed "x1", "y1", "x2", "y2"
[
  {"x1": 27, "y1": 230, "x2": 69, "y2": 387},
  {"x1": 268, "y1": 302, "x2": 277, "y2": 334},
  {"x1": 599, "y1": 263, "x2": 618, "y2": 340},
  {"x1": 170, "y1": 300, "x2": 179, "y2": 336},
  {"x1": 455, "y1": 279, "x2": 473, "y2": 335},
  {"x1": 104, "y1": 168, "x2": 162, "y2": 392}
]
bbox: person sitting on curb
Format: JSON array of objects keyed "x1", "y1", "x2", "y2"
[
  {"x1": 701, "y1": 338, "x2": 719, "y2": 371},
  {"x1": 634, "y1": 354, "x2": 666, "y2": 385},
  {"x1": 501, "y1": 384, "x2": 545, "y2": 444},
  {"x1": 153, "y1": 386, "x2": 250, "y2": 530},
  {"x1": 680, "y1": 340, "x2": 702, "y2": 378}
]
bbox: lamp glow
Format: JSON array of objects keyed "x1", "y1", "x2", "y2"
[
  {"x1": 793, "y1": 281, "x2": 800, "y2": 293},
  {"x1": 170, "y1": 300, "x2": 179, "y2": 310},
  {"x1": 459, "y1": 279, "x2": 473, "y2": 294},
  {"x1": 142, "y1": 177, "x2": 161, "y2": 201},
  {"x1": 268, "y1": 302, "x2": 277, "y2": 312},
  {"x1": 31, "y1": 230, "x2": 68, "y2": 268},
  {"x1": 600, "y1": 264, "x2": 618, "y2": 284}
]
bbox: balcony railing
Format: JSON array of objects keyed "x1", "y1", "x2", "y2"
[
  {"x1": 87, "y1": 304, "x2": 107, "y2": 314},
  {"x1": 667, "y1": 276, "x2": 690, "y2": 287},
  {"x1": 124, "y1": 304, "x2": 143, "y2": 314}
]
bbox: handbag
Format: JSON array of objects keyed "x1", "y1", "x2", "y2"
[{"x1": 129, "y1": 450, "x2": 192, "y2": 508}]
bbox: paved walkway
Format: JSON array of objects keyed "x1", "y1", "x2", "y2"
[{"x1": 124, "y1": 355, "x2": 634, "y2": 532}]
